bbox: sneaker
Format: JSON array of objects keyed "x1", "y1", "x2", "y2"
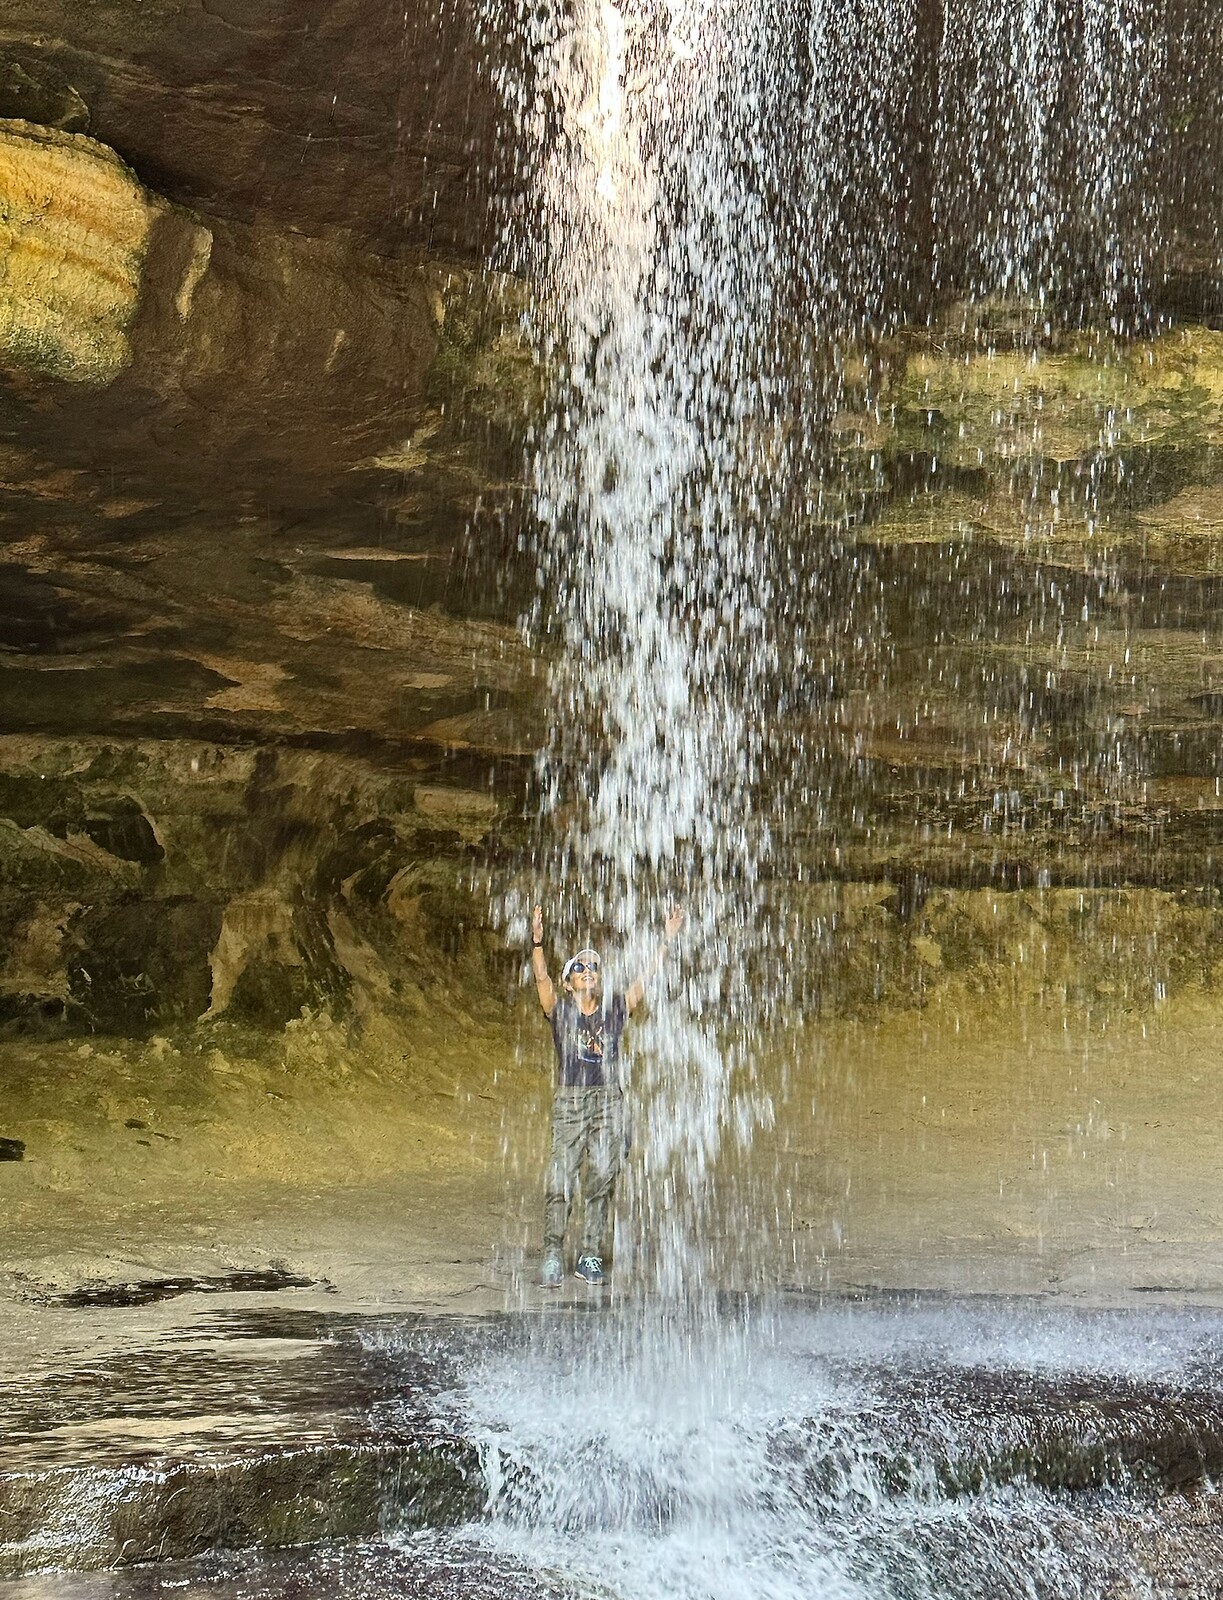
[
  {"x1": 539, "y1": 1253, "x2": 564, "y2": 1288},
  {"x1": 574, "y1": 1254, "x2": 605, "y2": 1286}
]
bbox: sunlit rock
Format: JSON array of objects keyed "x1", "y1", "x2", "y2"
[
  {"x1": 0, "y1": 119, "x2": 157, "y2": 383},
  {"x1": 889, "y1": 324, "x2": 1223, "y2": 467}
]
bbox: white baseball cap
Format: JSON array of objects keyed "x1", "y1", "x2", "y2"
[{"x1": 561, "y1": 948, "x2": 601, "y2": 982}]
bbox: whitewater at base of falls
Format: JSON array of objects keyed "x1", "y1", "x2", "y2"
[
  {"x1": 18, "y1": 1301, "x2": 1223, "y2": 1600},
  {"x1": 436, "y1": 1300, "x2": 1223, "y2": 1600}
]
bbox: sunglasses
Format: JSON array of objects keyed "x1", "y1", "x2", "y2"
[{"x1": 569, "y1": 962, "x2": 600, "y2": 976}]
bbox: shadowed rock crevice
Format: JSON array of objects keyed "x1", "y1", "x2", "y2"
[{"x1": 0, "y1": 738, "x2": 518, "y2": 1039}]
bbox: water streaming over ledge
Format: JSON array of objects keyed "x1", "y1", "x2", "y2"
[
  {"x1": 491, "y1": 0, "x2": 812, "y2": 1300},
  {"x1": 451, "y1": 1301, "x2": 1223, "y2": 1600},
  {"x1": 483, "y1": 0, "x2": 1175, "y2": 1302},
  {"x1": 471, "y1": 0, "x2": 1187, "y2": 1590}
]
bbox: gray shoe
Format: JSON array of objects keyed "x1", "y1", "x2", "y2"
[
  {"x1": 575, "y1": 1254, "x2": 605, "y2": 1286},
  {"x1": 540, "y1": 1253, "x2": 564, "y2": 1288}
]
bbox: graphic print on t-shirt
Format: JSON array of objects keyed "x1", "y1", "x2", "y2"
[
  {"x1": 552, "y1": 995, "x2": 629, "y2": 1089},
  {"x1": 575, "y1": 1011, "x2": 607, "y2": 1065}
]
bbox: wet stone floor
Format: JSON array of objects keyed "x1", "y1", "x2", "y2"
[
  {"x1": 4, "y1": 1297, "x2": 1223, "y2": 1597},
  {"x1": 0, "y1": 1541, "x2": 564, "y2": 1600}
]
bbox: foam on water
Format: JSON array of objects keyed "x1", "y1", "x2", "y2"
[
  {"x1": 464, "y1": 1313, "x2": 878, "y2": 1600},
  {"x1": 451, "y1": 1302, "x2": 1217, "y2": 1599}
]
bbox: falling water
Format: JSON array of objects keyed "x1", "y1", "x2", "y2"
[
  {"x1": 489, "y1": 0, "x2": 826, "y2": 1300},
  {"x1": 935, "y1": 0, "x2": 1164, "y2": 313},
  {"x1": 485, "y1": 0, "x2": 1170, "y2": 1295},
  {"x1": 464, "y1": 0, "x2": 1191, "y2": 1593}
]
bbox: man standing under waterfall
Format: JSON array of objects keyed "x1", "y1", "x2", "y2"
[{"x1": 531, "y1": 902, "x2": 684, "y2": 1288}]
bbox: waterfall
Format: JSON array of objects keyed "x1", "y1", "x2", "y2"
[
  {"x1": 481, "y1": 0, "x2": 1173, "y2": 1306},
  {"x1": 437, "y1": 3, "x2": 1210, "y2": 1596},
  {"x1": 935, "y1": 0, "x2": 1164, "y2": 313},
  {"x1": 489, "y1": 0, "x2": 819, "y2": 1299}
]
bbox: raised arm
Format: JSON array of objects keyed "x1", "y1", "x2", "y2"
[
  {"x1": 530, "y1": 904, "x2": 557, "y2": 1018},
  {"x1": 625, "y1": 906, "x2": 685, "y2": 1014}
]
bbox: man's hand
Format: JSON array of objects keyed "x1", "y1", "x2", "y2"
[
  {"x1": 664, "y1": 906, "x2": 685, "y2": 942},
  {"x1": 532, "y1": 904, "x2": 544, "y2": 945}
]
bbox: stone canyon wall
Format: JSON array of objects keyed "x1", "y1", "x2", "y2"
[{"x1": 0, "y1": 1, "x2": 1222, "y2": 1172}]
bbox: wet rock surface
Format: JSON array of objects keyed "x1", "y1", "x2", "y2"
[
  {"x1": 0, "y1": 1305, "x2": 485, "y2": 1576},
  {"x1": 0, "y1": 88, "x2": 538, "y2": 811},
  {"x1": 0, "y1": 1541, "x2": 566, "y2": 1600},
  {"x1": 3, "y1": 1302, "x2": 1223, "y2": 1593},
  {"x1": 779, "y1": 320, "x2": 1223, "y2": 897},
  {"x1": 41, "y1": 1270, "x2": 319, "y2": 1310}
]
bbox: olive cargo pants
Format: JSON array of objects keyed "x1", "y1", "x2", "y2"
[{"x1": 543, "y1": 1085, "x2": 626, "y2": 1258}]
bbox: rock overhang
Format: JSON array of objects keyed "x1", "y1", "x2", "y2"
[{"x1": 0, "y1": 2, "x2": 1222, "y2": 1041}]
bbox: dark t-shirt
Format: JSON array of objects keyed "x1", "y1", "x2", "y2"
[{"x1": 550, "y1": 994, "x2": 629, "y2": 1088}]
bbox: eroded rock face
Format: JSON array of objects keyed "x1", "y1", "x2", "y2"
[
  {"x1": 1, "y1": 0, "x2": 1223, "y2": 1056},
  {"x1": 0, "y1": 0, "x2": 501, "y2": 261},
  {"x1": 0, "y1": 118, "x2": 514, "y2": 502},
  {"x1": 0, "y1": 737, "x2": 514, "y2": 1038},
  {"x1": 0, "y1": 115, "x2": 539, "y2": 809},
  {"x1": 768, "y1": 313, "x2": 1223, "y2": 911}
]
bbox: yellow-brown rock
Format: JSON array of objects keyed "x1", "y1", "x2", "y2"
[{"x1": 0, "y1": 118, "x2": 157, "y2": 384}]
